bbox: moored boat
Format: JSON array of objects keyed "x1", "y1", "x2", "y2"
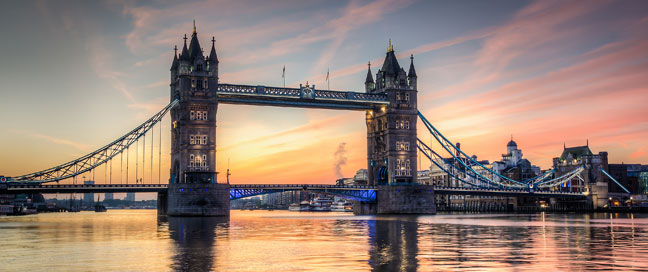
[{"x1": 310, "y1": 197, "x2": 333, "y2": 211}]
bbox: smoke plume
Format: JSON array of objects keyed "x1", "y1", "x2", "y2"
[{"x1": 334, "y1": 142, "x2": 348, "y2": 178}]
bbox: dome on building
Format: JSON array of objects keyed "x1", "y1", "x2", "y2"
[{"x1": 507, "y1": 139, "x2": 517, "y2": 147}]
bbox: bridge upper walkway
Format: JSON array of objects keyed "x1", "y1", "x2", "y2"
[{"x1": 217, "y1": 83, "x2": 389, "y2": 110}]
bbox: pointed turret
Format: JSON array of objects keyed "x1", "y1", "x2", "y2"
[
  {"x1": 187, "y1": 21, "x2": 203, "y2": 61},
  {"x1": 179, "y1": 34, "x2": 189, "y2": 61},
  {"x1": 365, "y1": 62, "x2": 374, "y2": 84},
  {"x1": 171, "y1": 45, "x2": 179, "y2": 70},
  {"x1": 408, "y1": 54, "x2": 417, "y2": 78},
  {"x1": 407, "y1": 54, "x2": 417, "y2": 89},
  {"x1": 209, "y1": 36, "x2": 219, "y2": 63},
  {"x1": 365, "y1": 62, "x2": 374, "y2": 92},
  {"x1": 381, "y1": 39, "x2": 401, "y2": 76}
]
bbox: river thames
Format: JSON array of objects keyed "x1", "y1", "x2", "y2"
[{"x1": 1, "y1": 210, "x2": 647, "y2": 271}]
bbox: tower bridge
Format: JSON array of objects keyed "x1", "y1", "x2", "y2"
[{"x1": 1, "y1": 23, "x2": 605, "y2": 216}]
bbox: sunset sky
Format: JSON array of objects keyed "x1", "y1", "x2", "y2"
[{"x1": 1, "y1": 0, "x2": 647, "y2": 186}]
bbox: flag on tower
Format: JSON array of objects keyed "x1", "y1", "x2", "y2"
[{"x1": 282, "y1": 65, "x2": 285, "y2": 78}]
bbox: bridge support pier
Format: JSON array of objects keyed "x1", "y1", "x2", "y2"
[
  {"x1": 354, "y1": 185, "x2": 436, "y2": 215},
  {"x1": 166, "y1": 184, "x2": 230, "y2": 217},
  {"x1": 157, "y1": 191, "x2": 168, "y2": 215}
]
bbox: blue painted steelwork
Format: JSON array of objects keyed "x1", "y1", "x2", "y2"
[
  {"x1": 601, "y1": 168, "x2": 630, "y2": 193},
  {"x1": 217, "y1": 83, "x2": 388, "y2": 110},
  {"x1": 417, "y1": 142, "x2": 491, "y2": 189},
  {"x1": 418, "y1": 111, "x2": 528, "y2": 188},
  {"x1": 533, "y1": 167, "x2": 583, "y2": 188},
  {"x1": 418, "y1": 112, "x2": 585, "y2": 191},
  {"x1": 229, "y1": 184, "x2": 377, "y2": 202},
  {"x1": 8, "y1": 99, "x2": 179, "y2": 184}
]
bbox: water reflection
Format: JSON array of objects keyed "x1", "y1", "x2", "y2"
[
  {"x1": 163, "y1": 216, "x2": 229, "y2": 271},
  {"x1": 1, "y1": 211, "x2": 648, "y2": 271},
  {"x1": 368, "y1": 216, "x2": 419, "y2": 271}
]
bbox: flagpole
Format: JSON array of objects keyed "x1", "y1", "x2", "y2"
[
  {"x1": 327, "y1": 68, "x2": 330, "y2": 91},
  {"x1": 282, "y1": 65, "x2": 286, "y2": 88}
]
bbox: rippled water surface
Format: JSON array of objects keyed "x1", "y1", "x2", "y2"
[{"x1": 1, "y1": 210, "x2": 648, "y2": 271}]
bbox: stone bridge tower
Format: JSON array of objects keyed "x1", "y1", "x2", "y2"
[
  {"x1": 358, "y1": 41, "x2": 435, "y2": 215},
  {"x1": 170, "y1": 22, "x2": 219, "y2": 184},
  {"x1": 163, "y1": 22, "x2": 229, "y2": 216},
  {"x1": 366, "y1": 41, "x2": 419, "y2": 186}
]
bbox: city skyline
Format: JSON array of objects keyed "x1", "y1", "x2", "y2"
[{"x1": 1, "y1": 0, "x2": 647, "y2": 185}]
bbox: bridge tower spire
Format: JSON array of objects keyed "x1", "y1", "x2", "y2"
[{"x1": 365, "y1": 61, "x2": 374, "y2": 92}]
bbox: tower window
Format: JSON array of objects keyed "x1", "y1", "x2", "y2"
[
  {"x1": 396, "y1": 141, "x2": 411, "y2": 151},
  {"x1": 192, "y1": 80, "x2": 196, "y2": 88},
  {"x1": 405, "y1": 120, "x2": 410, "y2": 129},
  {"x1": 406, "y1": 159, "x2": 411, "y2": 176},
  {"x1": 197, "y1": 64, "x2": 203, "y2": 72},
  {"x1": 396, "y1": 159, "x2": 402, "y2": 176},
  {"x1": 190, "y1": 135, "x2": 208, "y2": 145},
  {"x1": 190, "y1": 110, "x2": 208, "y2": 120},
  {"x1": 189, "y1": 154, "x2": 195, "y2": 167}
]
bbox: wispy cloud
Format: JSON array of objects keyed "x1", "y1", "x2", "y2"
[{"x1": 11, "y1": 130, "x2": 90, "y2": 151}]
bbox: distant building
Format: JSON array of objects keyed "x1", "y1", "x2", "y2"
[
  {"x1": 552, "y1": 142, "x2": 609, "y2": 208},
  {"x1": 491, "y1": 138, "x2": 540, "y2": 182},
  {"x1": 125, "y1": 192, "x2": 135, "y2": 202},
  {"x1": 417, "y1": 170, "x2": 430, "y2": 185},
  {"x1": 352, "y1": 169, "x2": 368, "y2": 185},
  {"x1": 83, "y1": 180, "x2": 95, "y2": 205},
  {"x1": 104, "y1": 193, "x2": 114, "y2": 201},
  {"x1": 639, "y1": 167, "x2": 648, "y2": 196},
  {"x1": 336, "y1": 178, "x2": 355, "y2": 186},
  {"x1": 607, "y1": 163, "x2": 645, "y2": 194},
  {"x1": 428, "y1": 143, "x2": 493, "y2": 188}
]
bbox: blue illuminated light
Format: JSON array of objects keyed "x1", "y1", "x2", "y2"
[{"x1": 180, "y1": 188, "x2": 184, "y2": 192}]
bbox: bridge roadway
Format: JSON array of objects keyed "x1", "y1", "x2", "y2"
[{"x1": 2, "y1": 184, "x2": 586, "y2": 199}]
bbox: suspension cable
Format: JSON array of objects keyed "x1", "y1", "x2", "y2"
[
  {"x1": 158, "y1": 120, "x2": 162, "y2": 184},
  {"x1": 8, "y1": 99, "x2": 178, "y2": 183},
  {"x1": 120, "y1": 151, "x2": 123, "y2": 183},
  {"x1": 418, "y1": 111, "x2": 527, "y2": 186},
  {"x1": 143, "y1": 130, "x2": 146, "y2": 184},
  {"x1": 150, "y1": 123, "x2": 154, "y2": 185},
  {"x1": 135, "y1": 138, "x2": 139, "y2": 184},
  {"x1": 126, "y1": 146, "x2": 129, "y2": 184}
]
